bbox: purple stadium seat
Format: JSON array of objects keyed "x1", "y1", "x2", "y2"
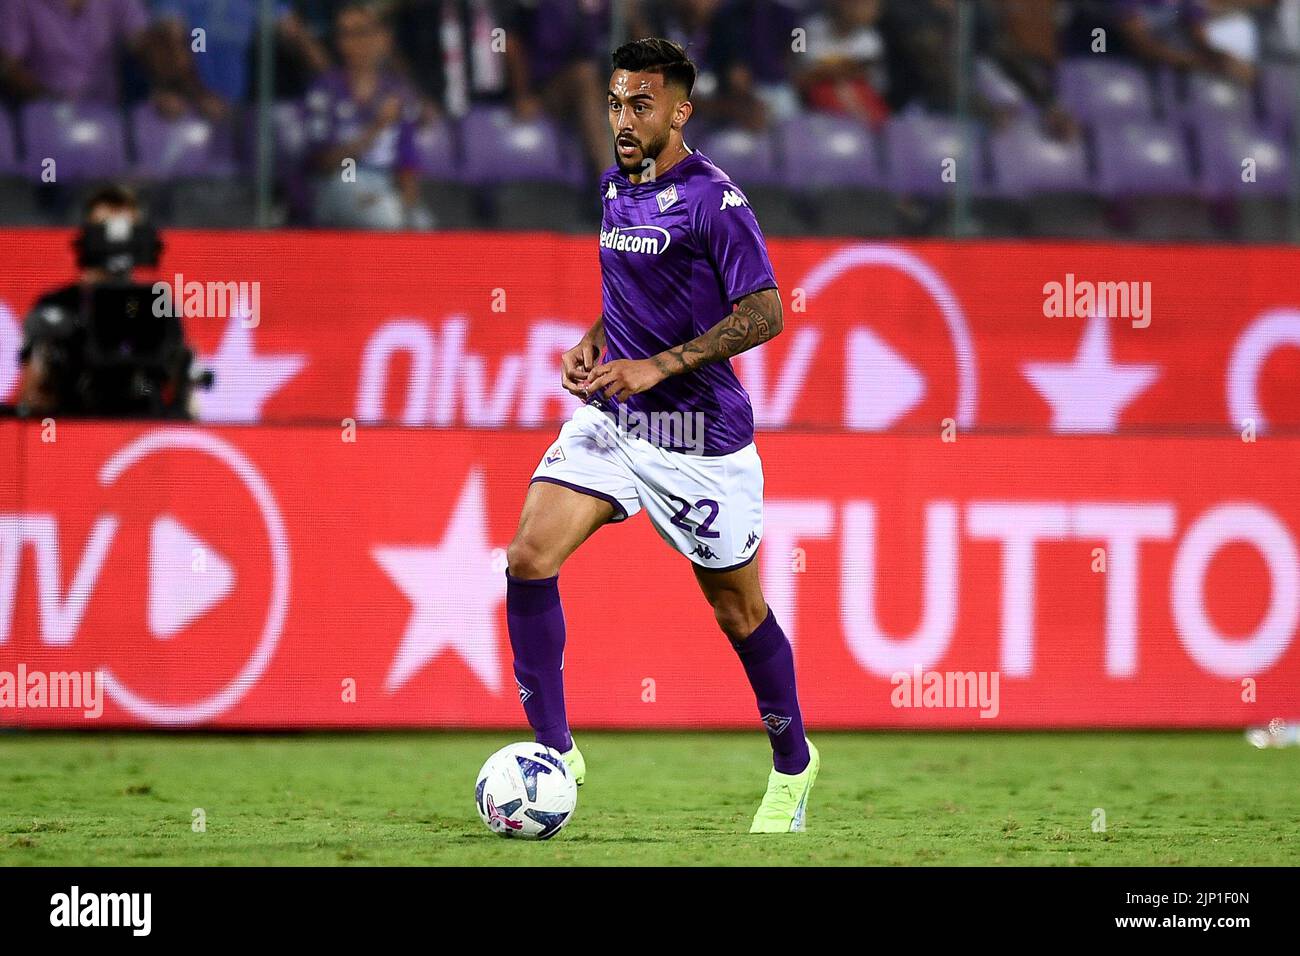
[
  {"x1": 975, "y1": 59, "x2": 1034, "y2": 119},
  {"x1": 778, "y1": 113, "x2": 881, "y2": 190},
  {"x1": 1260, "y1": 62, "x2": 1298, "y2": 134},
  {"x1": 412, "y1": 119, "x2": 457, "y2": 179},
  {"x1": 1196, "y1": 119, "x2": 1290, "y2": 197},
  {"x1": 1094, "y1": 122, "x2": 1195, "y2": 195},
  {"x1": 1157, "y1": 66, "x2": 1255, "y2": 127},
  {"x1": 884, "y1": 113, "x2": 983, "y2": 197},
  {"x1": 0, "y1": 109, "x2": 17, "y2": 173},
  {"x1": 988, "y1": 121, "x2": 1090, "y2": 196},
  {"x1": 131, "y1": 102, "x2": 236, "y2": 179},
  {"x1": 412, "y1": 120, "x2": 478, "y2": 228},
  {"x1": 460, "y1": 106, "x2": 577, "y2": 186},
  {"x1": 1057, "y1": 58, "x2": 1155, "y2": 125},
  {"x1": 695, "y1": 126, "x2": 781, "y2": 186},
  {"x1": 21, "y1": 101, "x2": 127, "y2": 180}
]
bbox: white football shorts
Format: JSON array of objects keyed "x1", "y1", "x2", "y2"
[{"x1": 530, "y1": 403, "x2": 764, "y2": 572}]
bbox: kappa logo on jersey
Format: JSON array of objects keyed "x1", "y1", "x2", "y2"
[
  {"x1": 719, "y1": 189, "x2": 749, "y2": 211},
  {"x1": 516, "y1": 680, "x2": 534, "y2": 704},
  {"x1": 605, "y1": 181, "x2": 617, "y2": 200},
  {"x1": 656, "y1": 184, "x2": 678, "y2": 212},
  {"x1": 599, "y1": 224, "x2": 672, "y2": 255},
  {"x1": 761, "y1": 712, "x2": 793, "y2": 735},
  {"x1": 544, "y1": 445, "x2": 565, "y2": 465}
]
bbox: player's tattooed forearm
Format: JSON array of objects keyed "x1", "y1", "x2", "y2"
[
  {"x1": 654, "y1": 289, "x2": 783, "y2": 377},
  {"x1": 724, "y1": 296, "x2": 777, "y2": 349},
  {"x1": 653, "y1": 341, "x2": 707, "y2": 376}
]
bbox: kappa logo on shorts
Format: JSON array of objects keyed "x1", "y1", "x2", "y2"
[
  {"x1": 742, "y1": 531, "x2": 760, "y2": 552},
  {"x1": 761, "y1": 712, "x2": 793, "y2": 735},
  {"x1": 544, "y1": 445, "x2": 565, "y2": 466},
  {"x1": 516, "y1": 680, "x2": 534, "y2": 704},
  {"x1": 691, "y1": 544, "x2": 718, "y2": 560}
]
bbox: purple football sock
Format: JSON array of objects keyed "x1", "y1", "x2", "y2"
[
  {"x1": 506, "y1": 572, "x2": 572, "y2": 754},
  {"x1": 731, "y1": 608, "x2": 810, "y2": 775}
]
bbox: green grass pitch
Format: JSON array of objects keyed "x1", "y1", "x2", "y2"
[{"x1": 0, "y1": 731, "x2": 1295, "y2": 866}]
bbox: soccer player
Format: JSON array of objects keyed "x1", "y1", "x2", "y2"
[{"x1": 505, "y1": 37, "x2": 818, "y2": 833}]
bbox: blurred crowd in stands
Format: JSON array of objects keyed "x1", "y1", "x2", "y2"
[{"x1": 0, "y1": 0, "x2": 1297, "y2": 239}]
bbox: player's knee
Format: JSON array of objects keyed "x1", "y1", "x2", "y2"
[
  {"x1": 506, "y1": 537, "x2": 561, "y2": 580},
  {"x1": 712, "y1": 594, "x2": 767, "y2": 642}
]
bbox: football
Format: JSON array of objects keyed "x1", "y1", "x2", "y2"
[{"x1": 474, "y1": 742, "x2": 578, "y2": 840}]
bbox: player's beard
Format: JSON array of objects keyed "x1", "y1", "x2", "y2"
[{"x1": 615, "y1": 128, "x2": 670, "y2": 176}]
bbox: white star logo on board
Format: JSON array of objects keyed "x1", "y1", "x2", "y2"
[
  {"x1": 373, "y1": 469, "x2": 506, "y2": 693},
  {"x1": 1021, "y1": 309, "x2": 1160, "y2": 433},
  {"x1": 196, "y1": 314, "x2": 307, "y2": 423}
]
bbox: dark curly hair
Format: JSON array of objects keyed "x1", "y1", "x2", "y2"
[{"x1": 610, "y1": 37, "x2": 696, "y2": 97}]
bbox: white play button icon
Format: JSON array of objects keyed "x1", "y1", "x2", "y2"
[
  {"x1": 845, "y1": 327, "x2": 926, "y2": 430},
  {"x1": 149, "y1": 515, "x2": 235, "y2": 638}
]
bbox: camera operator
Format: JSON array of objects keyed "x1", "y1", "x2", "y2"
[{"x1": 15, "y1": 185, "x2": 205, "y2": 420}]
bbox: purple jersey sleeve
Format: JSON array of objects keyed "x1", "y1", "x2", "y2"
[{"x1": 691, "y1": 182, "x2": 778, "y2": 305}]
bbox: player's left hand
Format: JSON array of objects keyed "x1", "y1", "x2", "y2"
[{"x1": 584, "y1": 359, "x2": 665, "y2": 402}]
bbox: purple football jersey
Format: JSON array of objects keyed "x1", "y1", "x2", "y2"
[{"x1": 595, "y1": 150, "x2": 778, "y2": 455}]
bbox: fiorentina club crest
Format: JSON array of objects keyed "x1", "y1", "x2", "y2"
[
  {"x1": 517, "y1": 680, "x2": 534, "y2": 704},
  {"x1": 656, "y1": 184, "x2": 678, "y2": 212},
  {"x1": 544, "y1": 445, "x2": 565, "y2": 466},
  {"x1": 761, "y1": 712, "x2": 792, "y2": 735}
]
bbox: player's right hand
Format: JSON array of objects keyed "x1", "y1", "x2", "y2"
[{"x1": 561, "y1": 339, "x2": 600, "y2": 398}]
